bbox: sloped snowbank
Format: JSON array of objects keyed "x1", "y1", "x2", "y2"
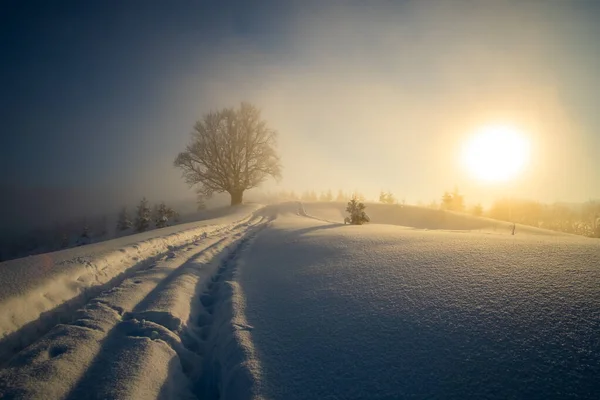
[
  {"x1": 0, "y1": 212, "x2": 270, "y2": 399},
  {"x1": 0, "y1": 204, "x2": 262, "y2": 364}
]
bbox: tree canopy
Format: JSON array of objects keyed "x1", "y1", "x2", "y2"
[{"x1": 175, "y1": 103, "x2": 281, "y2": 205}]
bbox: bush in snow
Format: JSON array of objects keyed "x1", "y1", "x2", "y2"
[
  {"x1": 134, "y1": 198, "x2": 151, "y2": 232},
  {"x1": 116, "y1": 206, "x2": 133, "y2": 231},
  {"x1": 345, "y1": 197, "x2": 370, "y2": 225}
]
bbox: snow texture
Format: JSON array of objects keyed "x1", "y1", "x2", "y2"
[
  {"x1": 0, "y1": 205, "x2": 269, "y2": 399},
  {"x1": 0, "y1": 204, "x2": 262, "y2": 364},
  {"x1": 1, "y1": 201, "x2": 599, "y2": 399},
  {"x1": 235, "y1": 203, "x2": 600, "y2": 399}
]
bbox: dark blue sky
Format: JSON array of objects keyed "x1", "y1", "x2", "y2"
[
  {"x1": 0, "y1": 0, "x2": 291, "y2": 188},
  {"x1": 1, "y1": 0, "x2": 600, "y2": 230}
]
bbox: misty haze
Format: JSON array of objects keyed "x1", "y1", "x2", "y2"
[{"x1": 1, "y1": 1, "x2": 599, "y2": 399}]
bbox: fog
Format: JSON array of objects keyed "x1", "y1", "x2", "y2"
[
  {"x1": 2, "y1": 0, "x2": 599, "y2": 233},
  {"x1": 169, "y1": 1, "x2": 599, "y2": 204}
]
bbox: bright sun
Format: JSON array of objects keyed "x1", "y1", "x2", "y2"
[{"x1": 462, "y1": 124, "x2": 530, "y2": 182}]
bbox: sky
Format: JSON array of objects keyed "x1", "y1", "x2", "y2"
[{"x1": 1, "y1": 0, "x2": 600, "y2": 229}]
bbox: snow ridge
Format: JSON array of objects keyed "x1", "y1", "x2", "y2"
[
  {"x1": 0, "y1": 214, "x2": 269, "y2": 399},
  {"x1": 193, "y1": 220, "x2": 270, "y2": 400},
  {"x1": 0, "y1": 207, "x2": 261, "y2": 365}
]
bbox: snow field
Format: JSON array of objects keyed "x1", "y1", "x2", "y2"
[
  {"x1": 0, "y1": 212, "x2": 269, "y2": 399},
  {"x1": 2, "y1": 201, "x2": 597, "y2": 399},
  {"x1": 234, "y1": 205, "x2": 600, "y2": 399}
]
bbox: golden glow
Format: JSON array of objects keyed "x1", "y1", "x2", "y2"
[{"x1": 462, "y1": 124, "x2": 530, "y2": 182}]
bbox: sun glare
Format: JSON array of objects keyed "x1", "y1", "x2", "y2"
[{"x1": 462, "y1": 124, "x2": 530, "y2": 182}]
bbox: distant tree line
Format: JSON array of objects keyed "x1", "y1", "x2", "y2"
[
  {"x1": 434, "y1": 188, "x2": 600, "y2": 239},
  {"x1": 116, "y1": 198, "x2": 180, "y2": 234},
  {"x1": 487, "y1": 198, "x2": 600, "y2": 238},
  {"x1": 0, "y1": 199, "x2": 181, "y2": 262},
  {"x1": 270, "y1": 189, "x2": 367, "y2": 203}
]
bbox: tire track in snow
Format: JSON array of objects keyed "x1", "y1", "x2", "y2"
[
  {"x1": 0, "y1": 215, "x2": 269, "y2": 400},
  {"x1": 0, "y1": 214, "x2": 260, "y2": 366},
  {"x1": 190, "y1": 217, "x2": 272, "y2": 400},
  {"x1": 297, "y1": 201, "x2": 339, "y2": 225}
]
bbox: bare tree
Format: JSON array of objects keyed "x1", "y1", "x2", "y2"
[{"x1": 174, "y1": 103, "x2": 282, "y2": 206}]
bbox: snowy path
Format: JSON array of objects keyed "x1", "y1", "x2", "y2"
[
  {"x1": 0, "y1": 209, "x2": 271, "y2": 399},
  {"x1": 1, "y1": 202, "x2": 599, "y2": 399}
]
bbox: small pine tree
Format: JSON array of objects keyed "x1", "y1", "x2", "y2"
[
  {"x1": 345, "y1": 197, "x2": 370, "y2": 225},
  {"x1": 336, "y1": 190, "x2": 346, "y2": 202},
  {"x1": 134, "y1": 197, "x2": 151, "y2": 232},
  {"x1": 117, "y1": 206, "x2": 132, "y2": 231},
  {"x1": 472, "y1": 203, "x2": 483, "y2": 217},
  {"x1": 153, "y1": 202, "x2": 170, "y2": 228}
]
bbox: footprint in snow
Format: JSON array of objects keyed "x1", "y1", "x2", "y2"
[
  {"x1": 200, "y1": 294, "x2": 215, "y2": 307},
  {"x1": 233, "y1": 323, "x2": 254, "y2": 331}
]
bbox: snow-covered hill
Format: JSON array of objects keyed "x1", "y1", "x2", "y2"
[
  {"x1": 237, "y1": 204, "x2": 599, "y2": 399},
  {"x1": 303, "y1": 201, "x2": 574, "y2": 236},
  {"x1": 1, "y1": 202, "x2": 598, "y2": 399}
]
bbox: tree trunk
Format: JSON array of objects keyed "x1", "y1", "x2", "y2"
[{"x1": 230, "y1": 190, "x2": 244, "y2": 206}]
